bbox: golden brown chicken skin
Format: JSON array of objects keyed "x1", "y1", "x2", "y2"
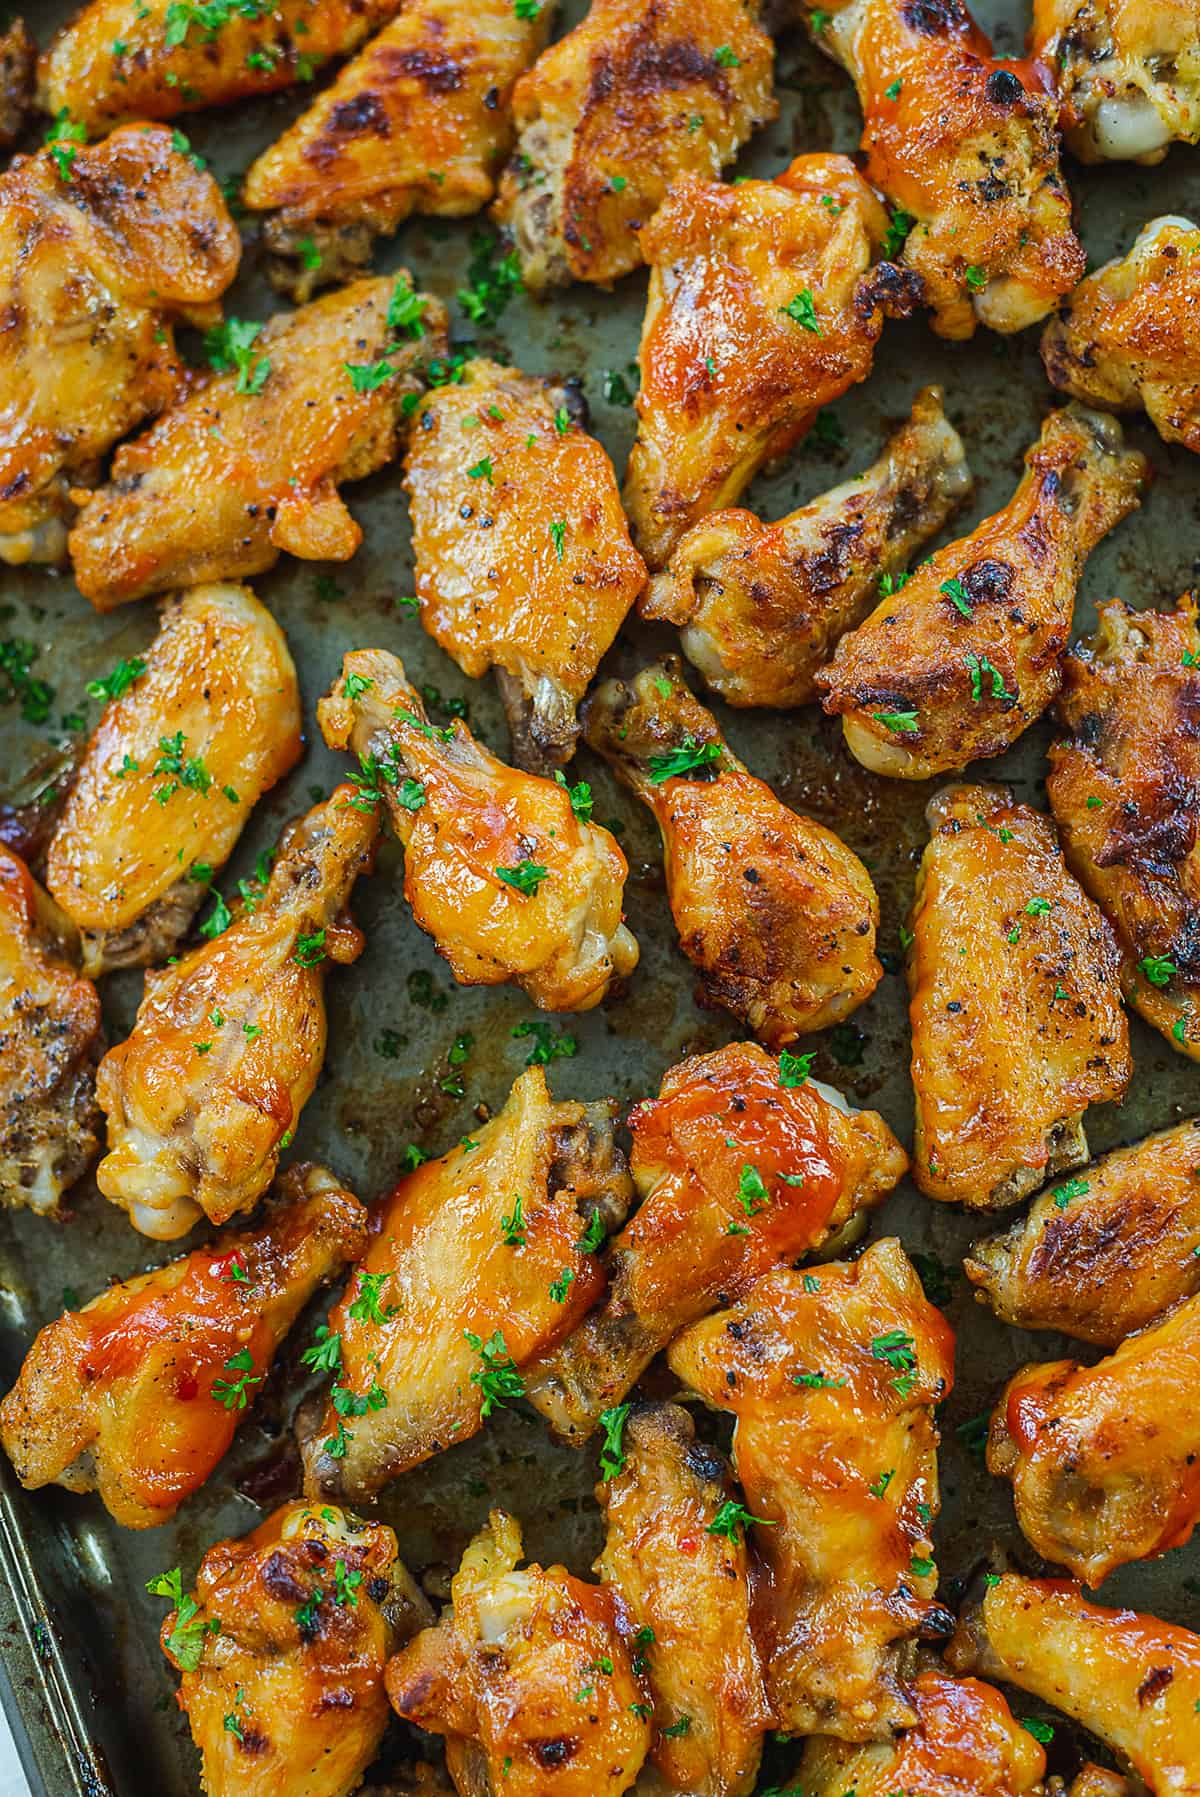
[
  {"x1": 668, "y1": 1239, "x2": 955, "y2": 1742},
  {"x1": 948, "y1": 1573, "x2": 1200, "y2": 1796},
  {"x1": 0, "y1": 1165, "x2": 364, "y2": 1530},
  {"x1": 318, "y1": 649, "x2": 638, "y2": 1011},
  {"x1": 161, "y1": 1499, "x2": 431, "y2": 1797},
  {"x1": 45, "y1": 584, "x2": 301, "y2": 977},
  {"x1": 583, "y1": 660, "x2": 882, "y2": 1042},
  {"x1": 642, "y1": 386, "x2": 972, "y2": 709},
  {"x1": 1047, "y1": 595, "x2": 1200, "y2": 1060},
  {"x1": 0, "y1": 20, "x2": 34, "y2": 153},
  {"x1": 95, "y1": 785, "x2": 378, "y2": 1242},
  {"x1": 525, "y1": 1040, "x2": 907, "y2": 1444},
  {"x1": 594, "y1": 1401, "x2": 771, "y2": 1796},
  {"x1": 386, "y1": 1510, "x2": 651, "y2": 1797},
  {"x1": 0, "y1": 844, "x2": 102, "y2": 1216},
  {"x1": 69, "y1": 273, "x2": 447, "y2": 610},
  {"x1": 1030, "y1": 0, "x2": 1200, "y2": 162},
  {"x1": 623, "y1": 153, "x2": 920, "y2": 570},
  {"x1": 817, "y1": 404, "x2": 1148, "y2": 779},
  {"x1": 403, "y1": 358, "x2": 646, "y2": 771},
  {"x1": 908, "y1": 784, "x2": 1131, "y2": 1210},
  {"x1": 0, "y1": 123, "x2": 239, "y2": 566}
]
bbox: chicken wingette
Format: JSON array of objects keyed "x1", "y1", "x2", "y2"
[{"x1": 1030, "y1": 0, "x2": 1200, "y2": 163}]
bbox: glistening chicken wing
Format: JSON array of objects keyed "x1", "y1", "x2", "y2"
[{"x1": 1030, "y1": 0, "x2": 1200, "y2": 163}]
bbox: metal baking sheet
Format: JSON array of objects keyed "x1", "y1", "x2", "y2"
[{"x1": 1, "y1": 1, "x2": 1199, "y2": 1790}]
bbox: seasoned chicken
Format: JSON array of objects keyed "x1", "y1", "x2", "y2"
[
  {"x1": 1030, "y1": 0, "x2": 1200, "y2": 162},
  {"x1": 816, "y1": 405, "x2": 1148, "y2": 779},
  {"x1": 160, "y1": 1499, "x2": 431, "y2": 1797},
  {"x1": 908, "y1": 784, "x2": 1131, "y2": 1210},
  {"x1": 0, "y1": 844, "x2": 102, "y2": 1215},
  {"x1": 386, "y1": 1510, "x2": 651, "y2": 1797},
  {"x1": 69, "y1": 273, "x2": 447, "y2": 610},
  {"x1": 0, "y1": 1165, "x2": 365, "y2": 1530},
  {"x1": 95, "y1": 786, "x2": 378, "y2": 1242},
  {"x1": 0, "y1": 123, "x2": 239, "y2": 566},
  {"x1": 1047, "y1": 596, "x2": 1200, "y2": 1060},
  {"x1": 245, "y1": 0, "x2": 551, "y2": 300},
  {"x1": 402, "y1": 359, "x2": 646, "y2": 771},
  {"x1": 623, "y1": 153, "x2": 920, "y2": 570},
  {"x1": 595, "y1": 1401, "x2": 771, "y2": 1796},
  {"x1": 318, "y1": 649, "x2": 638, "y2": 1010},
  {"x1": 582, "y1": 660, "x2": 882, "y2": 1041},
  {"x1": 801, "y1": 0, "x2": 1085, "y2": 338},
  {"x1": 45, "y1": 584, "x2": 301, "y2": 976},
  {"x1": 492, "y1": 0, "x2": 775, "y2": 291},
  {"x1": 300, "y1": 1066, "x2": 632, "y2": 1502},
  {"x1": 641, "y1": 386, "x2": 972, "y2": 709},
  {"x1": 668, "y1": 1239, "x2": 955, "y2": 1741},
  {"x1": 948, "y1": 1573, "x2": 1200, "y2": 1796},
  {"x1": 0, "y1": 20, "x2": 33, "y2": 153},
  {"x1": 525, "y1": 1039, "x2": 907, "y2": 1444}
]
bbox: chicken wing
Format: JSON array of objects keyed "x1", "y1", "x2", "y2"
[
  {"x1": 594, "y1": 1401, "x2": 771, "y2": 1796},
  {"x1": 245, "y1": 0, "x2": 551, "y2": 300},
  {"x1": 582, "y1": 660, "x2": 882, "y2": 1041},
  {"x1": 525, "y1": 1039, "x2": 907, "y2": 1444},
  {"x1": 0, "y1": 123, "x2": 239, "y2": 567},
  {"x1": 160, "y1": 1499, "x2": 431, "y2": 1797},
  {"x1": 95, "y1": 786, "x2": 378, "y2": 1241},
  {"x1": 816, "y1": 404, "x2": 1148, "y2": 779},
  {"x1": 492, "y1": 0, "x2": 776, "y2": 291},
  {"x1": 908, "y1": 784, "x2": 1131, "y2": 1210},
  {"x1": 402, "y1": 358, "x2": 646, "y2": 771},
  {"x1": 948, "y1": 1573, "x2": 1200, "y2": 1796},
  {"x1": 0, "y1": 20, "x2": 33, "y2": 153},
  {"x1": 1030, "y1": 0, "x2": 1200, "y2": 163},
  {"x1": 0, "y1": 1165, "x2": 365, "y2": 1529},
  {"x1": 386, "y1": 1510, "x2": 651, "y2": 1797},
  {"x1": 667, "y1": 1239, "x2": 955, "y2": 1741},
  {"x1": 1047, "y1": 595, "x2": 1200, "y2": 1059},
  {"x1": 623, "y1": 153, "x2": 920, "y2": 570},
  {"x1": 0, "y1": 844, "x2": 102, "y2": 1215},
  {"x1": 641, "y1": 386, "x2": 972, "y2": 709},
  {"x1": 299, "y1": 1065, "x2": 632, "y2": 1502},
  {"x1": 318, "y1": 648, "x2": 638, "y2": 1010},
  {"x1": 45, "y1": 584, "x2": 301, "y2": 976},
  {"x1": 69, "y1": 273, "x2": 447, "y2": 610}
]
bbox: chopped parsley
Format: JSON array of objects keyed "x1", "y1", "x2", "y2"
[
  {"x1": 301, "y1": 1326, "x2": 342, "y2": 1373},
  {"x1": 1052, "y1": 1177, "x2": 1089, "y2": 1210},
  {"x1": 1140, "y1": 953, "x2": 1176, "y2": 987},
  {"x1": 646, "y1": 735, "x2": 721, "y2": 783},
  {"x1": 707, "y1": 1500, "x2": 775, "y2": 1543},
  {"x1": 457, "y1": 232, "x2": 523, "y2": 326},
  {"x1": 146, "y1": 1568, "x2": 217, "y2": 1672},
  {"x1": 467, "y1": 456, "x2": 494, "y2": 483},
  {"x1": 45, "y1": 110, "x2": 86, "y2": 182},
  {"x1": 387, "y1": 273, "x2": 427, "y2": 339},
  {"x1": 345, "y1": 358, "x2": 396, "y2": 393},
  {"x1": 500, "y1": 1194, "x2": 526, "y2": 1246},
  {"x1": 780, "y1": 287, "x2": 821, "y2": 333},
  {"x1": 465, "y1": 1328, "x2": 526, "y2": 1417},
  {"x1": 737, "y1": 1163, "x2": 769, "y2": 1217},
  {"x1": 294, "y1": 930, "x2": 327, "y2": 967},
  {"x1": 964, "y1": 264, "x2": 989, "y2": 291},
  {"x1": 883, "y1": 206, "x2": 914, "y2": 258},
  {"x1": 778, "y1": 1048, "x2": 815, "y2": 1087},
  {"x1": 554, "y1": 770, "x2": 593, "y2": 820},
  {"x1": 870, "y1": 1328, "x2": 917, "y2": 1398},
  {"x1": 348, "y1": 1270, "x2": 394, "y2": 1326},
  {"x1": 210, "y1": 1347, "x2": 262, "y2": 1411},
  {"x1": 496, "y1": 858, "x2": 547, "y2": 895},
  {"x1": 577, "y1": 1211, "x2": 607, "y2": 1253},
  {"x1": 204, "y1": 317, "x2": 270, "y2": 394},
  {"x1": 87, "y1": 656, "x2": 146, "y2": 703},
  {"x1": 712, "y1": 43, "x2": 740, "y2": 66},
  {"x1": 966, "y1": 653, "x2": 1014, "y2": 702},
  {"x1": 549, "y1": 520, "x2": 567, "y2": 561},
  {"x1": 512, "y1": 1018, "x2": 578, "y2": 1065},
  {"x1": 940, "y1": 576, "x2": 972, "y2": 617},
  {"x1": 885, "y1": 76, "x2": 903, "y2": 98},
  {"x1": 873, "y1": 710, "x2": 919, "y2": 734},
  {"x1": 793, "y1": 1369, "x2": 847, "y2": 1389},
  {"x1": 549, "y1": 1267, "x2": 575, "y2": 1303}
]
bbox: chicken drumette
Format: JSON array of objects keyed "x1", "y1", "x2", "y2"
[{"x1": 1030, "y1": 0, "x2": 1200, "y2": 163}]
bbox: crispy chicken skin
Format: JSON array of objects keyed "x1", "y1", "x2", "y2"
[
  {"x1": 1047, "y1": 595, "x2": 1200, "y2": 1059},
  {"x1": 525, "y1": 1040, "x2": 906, "y2": 1444},
  {"x1": 582, "y1": 660, "x2": 882, "y2": 1042},
  {"x1": 0, "y1": 124, "x2": 240, "y2": 567},
  {"x1": 164, "y1": 1499, "x2": 431, "y2": 1797},
  {"x1": 300, "y1": 1066, "x2": 632, "y2": 1502},
  {"x1": 0, "y1": 20, "x2": 34, "y2": 153},
  {"x1": 1030, "y1": 0, "x2": 1200, "y2": 162},
  {"x1": 641, "y1": 386, "x2": 972, "y2": 709},
  {"x1": 0, "y1": 845, "x2": 102, "y2": 1216},
  {"x1": 245, "y1": 0, "x2": 551, "y2": 300},
  {"x1": 386, "y1": 1510, "x2": 651, "y2": 1797},
  {"x1": 403, "y1": 359, "x2": 646, "y2": 772},
  {"x1": 948, "y1": 1573, "x2": 1200, "y2": 1796},
  {"x1": 817, "y1": 404, "x2": 1148, "y2": 779},
  {"x1": 0, "y1": 1165, "x2": 365, "y2": 1530},
  {"x1": 668, "y1": 1239, "x2": 955, "y2": 1742},
  {"x1": 69, "y1": 274, "x2": 447, "y2": 610},
  {"x1": 623, "y1": 153, "x2": 919, "y2": 570},
  {"x1": 95, "y1": 787, "x2": 378, "y2": 1242},
  {"x1": 908, "y1": 784, "x2": 1131, "y2": 1210},
  {"x1": 45, "y1": 584, "x2": 301, "y2": 977},
  {"x1": 318, "y1": 649, "x2": 638, "y2": 1010},
  {"x1": 595, "y1": 1402, "x2": 771, "y2": 1796}
]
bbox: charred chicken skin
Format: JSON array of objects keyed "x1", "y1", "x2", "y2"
[{"x1": 1030, "y1": 0, "x2": 1200, "y2": 163}]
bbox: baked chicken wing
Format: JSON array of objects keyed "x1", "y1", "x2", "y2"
[
  {"x1": 908, "y1": 784, "x2": 1131, "y2": 1210},
  {"x1": 95, "y1": 786, "x2": 378, "y2": 1242},
  {"x1": 318, "y1": 648, "x2": 638, "y2": 1010},
  {"x1": 402, "y1": 358, "x2": 646, "y2": 771},
  {"x1": 69, "y1": 274, "x2": 447, "y2": 610},
  {"x1": 45, "y1": 584, "x2": 301, "y2": 976},
  {"x1": 0, "y1": 123, "x2": 239, "y2": 567},
  {"x1": 817, "y1": 404, "x2": 1148, "y2": 779},
  {"x1": 1030, "y1": 0, "x2": 1200, "y2": 163},
  {"x1": 0, "y1": 1165, "x2": 365, "y2": 1530},
  {"x1": 0, "y1": 20, "x2": 33, "y2": 153},
  {"x1": 582, "y1": 660, "x2": 882, "y2": 1041}
]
